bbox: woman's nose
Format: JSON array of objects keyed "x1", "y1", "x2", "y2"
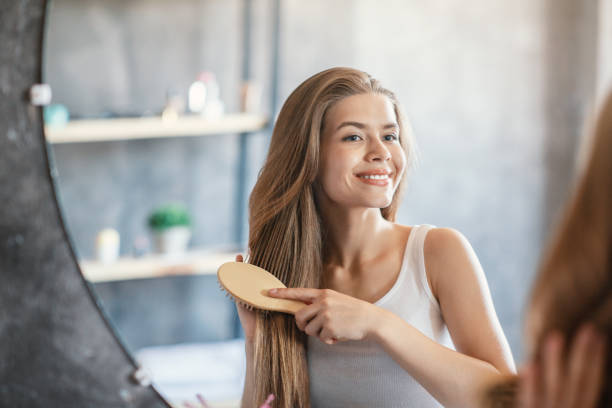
[{"x1": 366, "y1": 139, "x2": 391, "y2": 162}]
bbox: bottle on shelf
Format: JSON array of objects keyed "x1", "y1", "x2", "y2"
[{"x1": 188, "y1": 71, "x2": 225, "y2": 118}]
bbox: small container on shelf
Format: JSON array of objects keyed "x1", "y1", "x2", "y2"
[
  {"x1": 148, "y1": 203, "x2": 192, "y2": 256},
  {"x1": 161, "y1": 88, "x2": 185, "y2": 122},
  {"x1": 95, "y1": 228, "x2": 120, "y2": 264},
  {"x1": 188, "y1": 71, "x2": 225, "y2": 118}
]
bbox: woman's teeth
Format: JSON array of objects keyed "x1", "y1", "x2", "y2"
[{"x1": 360, "y1": 174, "x2": 389, "y2": 180}]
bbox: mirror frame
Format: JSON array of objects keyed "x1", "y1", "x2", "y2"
[{"x1": 0, "y1": 1, "x2": 171, "y2": 406}]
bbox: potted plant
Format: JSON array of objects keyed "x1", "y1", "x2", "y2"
[{"x1": 148, "y1": 203, "x2": 192, "y2": 255}]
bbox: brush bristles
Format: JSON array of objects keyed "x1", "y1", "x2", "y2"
[
  {"x1": 217, "y1": 280, "x2": 270, "y2": 315},
  {"x1": 218, "y1": 280, "x2": 260, "y2": 312}
]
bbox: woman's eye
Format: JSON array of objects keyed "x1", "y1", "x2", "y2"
[
  {"x1": 384, "y1": 134, "x2": 399, "y2": 142},
  {"x1": 343, "y1": 135, "x2": 362, "y2": 141}
]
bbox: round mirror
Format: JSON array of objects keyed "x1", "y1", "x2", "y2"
[{"x1": 41, "y1": 0, "x2": 603, "y2": 406}]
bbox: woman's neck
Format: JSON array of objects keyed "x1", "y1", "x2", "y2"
[{"x1": 320, "y1": 204, "x2": 394, "y2": 270}]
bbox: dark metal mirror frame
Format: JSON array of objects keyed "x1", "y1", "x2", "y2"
[{"x1": 0, "y1": 1, "x2": 170, "y2": 406}]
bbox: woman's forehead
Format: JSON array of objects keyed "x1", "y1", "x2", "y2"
[{"x1": 325, "y1": 93, "x2": 397, "y2": 129}]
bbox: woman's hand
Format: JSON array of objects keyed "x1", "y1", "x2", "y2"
[
  {"x1": 518, "y1": 324, "x2": 607, "y2": 408},
  {"x1": 267, "y1": 288, "x2": 385, "y2": 344},
  {"x1": 234, "y1": 254, "x2": 256, "y2": 342}
]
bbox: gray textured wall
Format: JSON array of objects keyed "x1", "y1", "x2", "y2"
[
  {"x1": 0, "y1": 1, "x2": 169, "y2": 406},
  {"x1": 44, "y1": 0, "x2": 599, "y2": 361}
]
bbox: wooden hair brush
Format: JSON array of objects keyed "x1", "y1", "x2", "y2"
[{"x1": 217, "y1": 262, "x2": 307, "y2": 314}]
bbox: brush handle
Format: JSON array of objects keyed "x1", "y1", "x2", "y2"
[{"x1": 218, "y1": 262, "x2": 309, "y2": 314}]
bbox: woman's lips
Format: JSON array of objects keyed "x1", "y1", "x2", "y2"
[{"x1": 355, "y1": 174, "x2": 391, "y2": 186}]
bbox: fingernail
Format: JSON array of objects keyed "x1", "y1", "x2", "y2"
[{"x1": 268, "y1": 288, "x2": 278, "y2": 295}]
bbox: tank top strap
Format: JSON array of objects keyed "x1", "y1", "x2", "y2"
[{"x1": 409, "y1": 224, "x2": 440, "y2": 311}]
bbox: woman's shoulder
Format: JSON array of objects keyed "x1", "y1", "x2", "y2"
[
  {"x1": 392, "y1": 223, "x2": 465, "y2": 243},
  {"x1": 422, "y1": 227, "x2": 478, "y2": 293},
  {"x1": 390, "y1": 224, "x2": 472, "y2": 254},
  {"x1": 424, "y1": 227, "x2": 470, "y2": 253},
  {"x1": 424, "y1": 227, "x2": 477, "y2": 272}
]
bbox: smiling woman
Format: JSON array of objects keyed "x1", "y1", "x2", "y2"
[{"x1": 240, "y1": 67, "x2": 515, "y2": 408}]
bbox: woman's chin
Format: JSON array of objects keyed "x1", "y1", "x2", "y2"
[{"x1": 364, "y1": 197, "x2": 393, "y2": 209}]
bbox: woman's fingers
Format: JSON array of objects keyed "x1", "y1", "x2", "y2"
[
  {"x1": 541, "y1": 331, "x2": 563, "y2": 408},
  {"x1": 235, "y1": 254, "x2": 244, "y2": 262},
  {"x1": 518, "y1": 362, "x2": 538, "y2": 408},
  {"x1": 520, "y1": 326, "x2": 608, "y2": 408},
  {"x1": 564, "y1": 324, "x2": 597, "y2": 408},
  {"x1": 319, "y1": 327, "x2": 338, "y2": 345},
  {"x1": 580, "y1": 331, "x2": 607, "y2": 408},
  {"x1": 268, "y1": 287, "x2": 323, "y2": 304},
  {"x1": 295, "y1": 304, "x2": 321, "y2": 331},
  {"x1": 304, "y1": 313, "x2": 325, "y2": 338},
  {"x1": 564, "y1": 325, "x2": 606, "y2": 408},
  {"x1": 235, "y1": 299, "x2": 256, "y2": 340}
]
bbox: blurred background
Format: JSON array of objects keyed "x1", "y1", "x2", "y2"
[{"x1": 42, "y1": 0, "x2": 612, "y2": 406}]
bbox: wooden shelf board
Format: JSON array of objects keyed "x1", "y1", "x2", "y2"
[
  {"x1": 45, "y1": 113, "x2": 268, "y2": 144},
  {"x1": 80, "y1": 249, "x2": 238, "y2": 283}
]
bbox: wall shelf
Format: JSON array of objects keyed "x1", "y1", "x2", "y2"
[
  {"x1": 80, "y1": 249, "x2": 238, "y2": 283},
  {"x1": 45, "y1": 113, "x2": 268, "y2": 144}
]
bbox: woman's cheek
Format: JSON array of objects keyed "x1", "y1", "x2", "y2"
[{"x1": 393, "y1": 146, "x2": 407, "y2": 173}]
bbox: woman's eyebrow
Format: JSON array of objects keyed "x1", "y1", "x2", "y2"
[
  {"x1": 383, "y1": 123, "x2": 399, "y2": 130},
  {"x1": 336, "y1": 121, "x2": 366, "y2": 130},
  {"x1": 336, "y1": 121, "x2": 398, "y2": 130}
]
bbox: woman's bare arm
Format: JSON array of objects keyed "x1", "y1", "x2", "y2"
[{"x1": 371, "y1": 227, "x2": 515, "y2": 407}]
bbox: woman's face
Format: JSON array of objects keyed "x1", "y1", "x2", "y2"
[{"x1": 318, "y1": 92, "x2": 407, "y2": 210}]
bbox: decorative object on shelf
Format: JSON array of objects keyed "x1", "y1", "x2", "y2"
[
  {"x1": 44, "y1": 103, "x2": 69, "y2": 127},
  {"x1": 188, "y1": 74, "x2": 207, "y2": 114},
  {"x1": 148, "y1": 203, "x2": 192, "y2": 255},
  {"x1": 29, "y1": 83, "x2": 52, "y2": 106},
  {"x1": 200, "y1": 72, "x2": 224, "y2": 118},
  {"x1": 95, "y1": 228, "x2": 120, "y2": 264},
  {"x1": 161, "y1": 88, "x2": 185, "y2": 122},
  {"x1": 188, "y1": 71, "x2": 225, "y2": 118}
]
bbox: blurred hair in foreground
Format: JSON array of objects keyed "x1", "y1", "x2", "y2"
[{"x1": 485, "y1": 90, "x2": 612, "y2": 407}]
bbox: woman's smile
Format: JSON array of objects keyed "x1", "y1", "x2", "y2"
[{"x1": 355, "y1": 169, "x2": 393, "y2": 186}]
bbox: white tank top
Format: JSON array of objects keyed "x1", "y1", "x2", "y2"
[{"x1": 307, "y1": 224, "x2": 453, "y2": 408}]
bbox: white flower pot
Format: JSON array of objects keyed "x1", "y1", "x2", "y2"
[{"x1": 153, "y1": 226, "x2": 191, "y2": 255}]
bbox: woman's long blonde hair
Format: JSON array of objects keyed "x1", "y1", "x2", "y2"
[
  {"x1": 486, "y1": 90, "x2": 612, "y2": 407},
  {"x1": 246, "y1": 67, "x2": 416, "y2": 407}
]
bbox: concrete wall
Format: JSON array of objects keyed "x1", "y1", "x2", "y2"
[{"x1": 44, "y1": 0, "x2": 600, "y2": 360}]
